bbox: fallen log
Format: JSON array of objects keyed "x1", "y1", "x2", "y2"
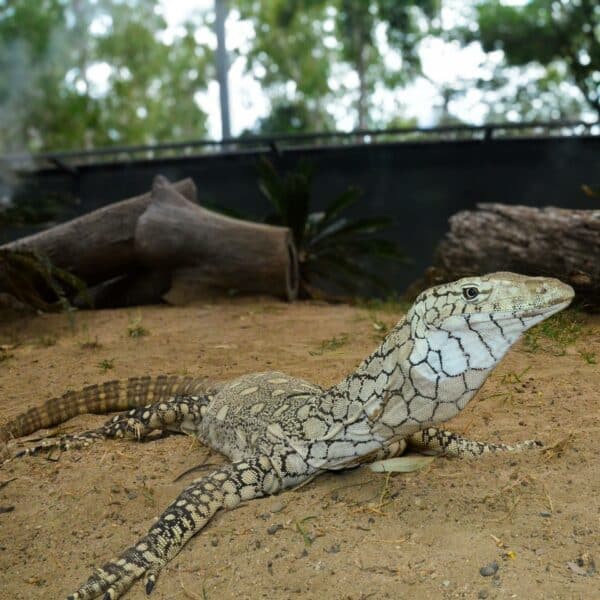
[
  {"x1": 73, "y1": 269, "x2": 173, "y2": 309},
  {"x1": 1, "y1": 179, "x2": 197, "y2": 285},
  {"x1": 135, "y1": 177, "x2": 299, "y2": 301},
  {"x1": 434, "y1": 203, "x2": 600, "y2": 310}
]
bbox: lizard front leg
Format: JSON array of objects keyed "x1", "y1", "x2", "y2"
[
  {"x1": 13, "y1": 395, "x2": 209, "y2": 459},
  {"x1": 407, "y1": 427, "x2": 542, "y2": 458},
  {"x1": 66, "y1": 454, "x2": 282, "y2": 600}
]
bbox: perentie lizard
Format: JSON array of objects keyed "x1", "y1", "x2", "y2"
[{"x1": 0, "y1": 272, "x2": 574, "y2": 600}]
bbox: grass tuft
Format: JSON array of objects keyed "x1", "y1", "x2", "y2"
[
  {"x1": 523, "y1": 310, "x2": 585, "y2": 355},
  {"x1": 98, "y1": 358, "x2": 115, "y2": 372},
  {"x1": 309, "y1": 334, "x2": 349, "y2": 356},
  {"x1": 128, "y1": 315, "x2": 149, "y2": 338}
]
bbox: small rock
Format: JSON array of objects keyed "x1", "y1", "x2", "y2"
[
  {"x1": 442, "y1": 580, "x2": 450, "y2": 587},
  {"x1": 480, "y1": 561, "x2": 499, "y2": 577},
  {"x1": 567, "y1": 561, "x2": 587, "y2": 576},
  {"x1": 267, "y1": 524, "x2": 283, "y2": 535},
  {"x1": 126, "y1": 491, "x2": 137, "y2": 500},
  {"x1": 299, "y1": 548, "x2": 309, "y2": 558},
  {"x1": 210, "y1": 538, "x2": 219, "y2": 547},
  {"x1": 326, "y1": 544, "x2": 340, "y2": 554},
  {"x1": 478, "y1": 590, "x2": 489, "y2": 599},
  {"x1": 539, "y1": 511, "x2": 552, "y2": 518},
  {"x1": 270, "y1": 500, "x2": 286, "y2": 513}
]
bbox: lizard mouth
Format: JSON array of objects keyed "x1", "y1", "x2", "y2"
[{"x1": 520, "y1": 298, "x2": 572, "y2": 319}]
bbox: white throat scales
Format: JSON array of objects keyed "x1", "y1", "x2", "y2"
[
  {"x1": 365, "y1": 309, "x2": 550, "y2": 438},
  {"x1": 315, "y1": 304, "x2": 558, "y2": 459}
]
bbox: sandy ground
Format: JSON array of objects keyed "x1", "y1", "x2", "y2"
[{"x1": 0, "y1": 298, "x2": 598, "y2": 600}]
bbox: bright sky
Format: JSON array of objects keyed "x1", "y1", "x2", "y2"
[{"x1": 156, "y1": 0, "x2": 509, "y2": 138}]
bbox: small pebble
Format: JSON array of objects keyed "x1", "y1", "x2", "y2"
[
  {"x1": 478, "y1": 590, "x2": 489, "y2": 599},
  {"x1": 267, "y1": 524, "x2": 283, "y2": 535},
  {"x1": 210, "y1": 538, "x2": 219, "y2": 547},
  {"x1": 480, "y1": 561, "x2": 499, "y2": 577},
  {"x1": 270, "y1": 500, "x2": 285, "y2": 513},
  {"x1": 539, "y1": 511, "x2": 552, "y2": 518}
]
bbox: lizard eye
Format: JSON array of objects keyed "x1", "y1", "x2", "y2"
[{"x1": 463, "y1": 286, "x2": 479, "y2": 301}]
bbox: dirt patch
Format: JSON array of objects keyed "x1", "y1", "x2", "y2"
[{"x1": 0, "y1": 299, "x2": 598, "y2": 599}]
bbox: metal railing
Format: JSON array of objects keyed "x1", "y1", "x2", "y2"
[{"x1": 1, "y1": 119, "x2": 598, "y2": 173}]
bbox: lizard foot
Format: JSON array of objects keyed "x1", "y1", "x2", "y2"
[
  {"x1": 14, "y1": 413, "x2": 153, "y2": 460},
  {"x1": 66, "y1": 539, "x2": 164, "y2": 599},
  {"x1": 14, "y1": 430, "x2": 106, "y2": 459}
]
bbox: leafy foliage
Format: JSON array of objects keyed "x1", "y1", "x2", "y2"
[
  {"x1": 456, "y1": 0, "x2": 599, "y2": 120},
  {"x1": 238, "y1": 0, "x2": 440, "y2": 132},
  {"x1": 256, "y1": 157, "x2": 405, "y2": 297},
  {"x1": 0, "y1": 248, "x2": 88, "y2": 311},
  {"x1": 0, "y1": 0, "x2": 211, "y2": 153}
]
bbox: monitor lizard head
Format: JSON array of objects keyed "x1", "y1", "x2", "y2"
[
  {"x1": 383, "y1": 272, "x2": 577, "y2": 427},
  {"x1": 410, "y1": 271, "x2": 574, "y2": 340}
]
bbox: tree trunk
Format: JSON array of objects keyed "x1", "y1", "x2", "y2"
[
  {"x1": 1, "y1": 179, "x2": 197, "y2": 285},
  {"x1": 435, "y1": 203, "x2": 600, "y2": 310},
  {"x1": 135, "y1": 177, "x2": 299, "y2": 301}
]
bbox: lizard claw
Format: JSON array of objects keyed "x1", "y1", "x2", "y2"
[
  {"x1": 144, "y1": 571, "x2": 157, "y2": 595},
  {"x1": 67, "y1": 538, "x2": 165, "y2": 599},
  {"x1": 15, "y1": 431, "x2": 103, "y2": 459}
]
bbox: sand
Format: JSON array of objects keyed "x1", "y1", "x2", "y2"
[{"x1": 0, "y1": 298, "x2": 598, "y2": 599}]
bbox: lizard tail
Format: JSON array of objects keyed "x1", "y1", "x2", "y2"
[{"x1": 0, "y1": 375, "x2": 214, "y2": 445}]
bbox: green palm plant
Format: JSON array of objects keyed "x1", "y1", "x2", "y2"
[{"x1": 257, "y1": 157, "x2": 405, "y2": 298}]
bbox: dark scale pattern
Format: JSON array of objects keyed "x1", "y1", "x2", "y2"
[
  {"x1": 15, "y1": 395, "x2": 210, "y2": 458},
  {"x1": 67, "y1": 455, "x2": 280, "y2": 600},
  {"x1": 0, "y1": 272, "x2": 575, "y2": 599}
]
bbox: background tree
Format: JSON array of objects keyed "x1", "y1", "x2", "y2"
[
  {"x1": 238, "y1": 0, "x2": 440, "y2": 133},
  {"x1": 0, "y1": 0, "x2": 212, "y2": 153},
  {"x1": 236, "y1": 0, "x2": 335, "y2": 134},
  {"x1": 457, "y1": 0, "x2": 599, "y2": 121},
  {"x1": 336, "y1": 0, "x2": 440, "y2": 129}
]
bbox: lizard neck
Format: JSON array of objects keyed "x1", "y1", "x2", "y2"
[
  {"x1": 321, "y1": 308, "x2": 527, "y2": 440},
  {"x1": 320, "y1": 318, "x2": 413, "y2": 426}
]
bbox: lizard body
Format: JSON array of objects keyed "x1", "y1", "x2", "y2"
[{"x1": 0, "y1": 272, "x2": 574, "y2": 599}]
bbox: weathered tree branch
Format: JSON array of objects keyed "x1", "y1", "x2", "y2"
[{"x1": 1, "y1": 179, "x2": 197, "y2": 285}]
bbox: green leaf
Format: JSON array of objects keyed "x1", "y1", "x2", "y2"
[
  {"x1": 313, "y1": 254, "x2": 393, "y2": 292},
  {"x1": 317, "y1": 186, "x2": 361, "y2": 231},
  {"x1": 256, "y1": 156, "x2": 285, "y2": 214},
  {"x1": 369, "y1": 456, "x2": 435, "y2": 473},
  {"x1": 309, "y1": 217, "x2": 395, "y2": 248},
  {"x1": 314, "y1": 238, "x2": 407, "y2": 262}
]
